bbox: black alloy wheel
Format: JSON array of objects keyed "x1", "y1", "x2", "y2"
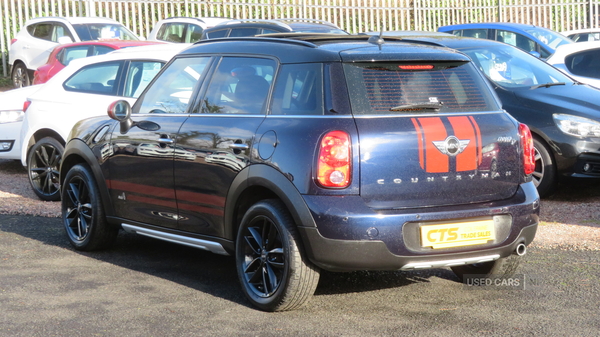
[
  {"x1": 62, "y1": 164, "x2": 118, "y2": 251},
  {"x1": 532, "y1": 138, "x2": 556, "y2": 197},
  {"x1": 27, "y1": 137, "x2": 64, "y2": 201},
  {"x1": 12, "y1": 63, "x2": 31, "y2": 88},
  {"x1": 236, "y1": 199, "x2": 320, "y2": 312}
]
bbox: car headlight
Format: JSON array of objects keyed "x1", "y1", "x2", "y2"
[
  {"x1": 0, "y1": 110, "x2": 24, "y2": 124},
  {"x1": 553, "y1": 113, "x2": 600, "y2": 138}
]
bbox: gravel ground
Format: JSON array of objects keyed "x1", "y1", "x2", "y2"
[{"x1": 1, "y1": 159, "x2": 599, "y2": 250}]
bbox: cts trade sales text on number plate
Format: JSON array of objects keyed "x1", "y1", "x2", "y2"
[{"x1": 420, "y1": 219, "x2": 496, "y2": 249}]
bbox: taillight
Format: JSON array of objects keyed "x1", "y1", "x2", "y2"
[
  {"x1": 11, "y1": 38, "x2": 17, "y2": 45},
  {"x1": 519, "y1": 123, "x2": 535, "y2": 175},
  {"x1": 23, "y1": 100, "x2": 32, "y2": 113},
  {"x1": 317, "y1": 130, "x2": 351, "y2": 188}
]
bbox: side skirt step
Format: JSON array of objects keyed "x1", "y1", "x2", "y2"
[{"x1": 121, "y1": 223, "x2": 230, "y2": 256}]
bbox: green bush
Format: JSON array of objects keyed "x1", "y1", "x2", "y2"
[{"x1": 0, "y1": 76, "x2": 12, "y2": 87}]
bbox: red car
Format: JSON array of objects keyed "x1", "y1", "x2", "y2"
[{"x1": 32, "y1": 40, "x2": 163, "y2": 85}]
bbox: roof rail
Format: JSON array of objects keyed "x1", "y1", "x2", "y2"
[
  {"x1": 193, "y1": 36, "x2": 317, "y2": 48},
  {"x1": 274, "y1": 18, "x2": 342, "y2": 29},
  {"x1": 216, "y1": 19, "x2": 291, "y2": 30}
]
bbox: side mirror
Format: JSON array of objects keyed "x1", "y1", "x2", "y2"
[
  {"x1": 57, "y1": 36, "x2": 73, "y2": 44},
  {"x1": 108, "y1": 100, "x2": 133, "y2": 133},
  {"x1": 529, "y1": 51, "x2": 541, "y2": 58}
]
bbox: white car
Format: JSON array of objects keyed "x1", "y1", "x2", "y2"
[
  {"x1": 19, "y1": 43, "x2": 189, "y2": 201},
  {"x1": 9, "y1": 16, "x2": 140, "y2": 88},
  {"x1": 546, "y1": 41, "x2": 600, "y2": 89},
  {"x1": 562, "y1": 28, "x2": 600, "y2": 42},
  {"x1": 147, "y1": 17, "x2": 230, "y2": 43},
  {"x1": 0, "y1": 86, "x2": 42, "y2": 160}
]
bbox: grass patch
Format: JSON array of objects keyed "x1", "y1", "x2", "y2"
[{"x1": 0, "y1": 76, "x2": 11, "y2": 87}]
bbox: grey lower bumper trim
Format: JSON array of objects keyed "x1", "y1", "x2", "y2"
[
  {"x1": 121, "y1": 224, "x2": 230, "y2": 256},
  {"x1": 401, "y1": 254, "x2": 500, "y2": 270}
]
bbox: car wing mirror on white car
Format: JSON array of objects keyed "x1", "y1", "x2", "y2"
[{"x1": 57, "y1": 36, "x2": 74, "y2": 44}]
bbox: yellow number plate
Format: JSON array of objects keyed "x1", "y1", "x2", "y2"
[{"x1": 420, "y1": 219, "x2": 495, "y2": 249}]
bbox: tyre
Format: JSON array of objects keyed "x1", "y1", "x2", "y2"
[
  {"x1": 236, "y1": 199, "x2": 320, "y2": 312},
  {"x1": 532, "y1": 138, "x2": 556, "y2": 198},
  {"x1": 12, "y1": 62, "x2": 31, "y2": 88},
  {"x1": 61, "y1": 163, "x2": 118, "y2": 251},
  {"x1": 27, "y1": 137, "x2": 64, "y2": 201},
  {"x1": 451, "y1": 254, "x2": 522, "y2": 282}
]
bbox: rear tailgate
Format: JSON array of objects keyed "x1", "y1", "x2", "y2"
[
  {"x1": 341, "y1": 51, "x2": 522, "y2": 209},
  {"x1": 354, "y1": 113, "x2": 521, "y2": 209}
]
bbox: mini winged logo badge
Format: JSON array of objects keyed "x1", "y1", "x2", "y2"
[{"x1": 432, "y1": 136, "x2": 470, "y2": 156}]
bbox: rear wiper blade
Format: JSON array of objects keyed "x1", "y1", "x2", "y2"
[
  {"x1": 530, "y1": 82, "x2": 565, "y2": 89},
  {"x1": 389, "y1": 102, "x2": 443, "y2": 112}
]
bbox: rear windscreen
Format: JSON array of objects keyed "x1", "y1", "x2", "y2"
[{"x1": 343, "y1": 61, "x2": 500, "y2": 115}]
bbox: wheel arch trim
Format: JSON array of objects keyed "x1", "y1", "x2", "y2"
[
  {"x1": 60, "y1": 139, "x2": 115, "y2": 217},
  {"x1": 224, "y1": 164, "x2": 317, "y2": 240}
]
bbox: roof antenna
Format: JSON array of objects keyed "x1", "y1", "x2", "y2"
[{"x1": 368, "y1": 30, "x2": 384, "y2": 49}]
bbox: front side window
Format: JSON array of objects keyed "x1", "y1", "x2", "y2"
[
  {"x1": 72, "y1": 24, "x2": 139, "y2": 41},
  {"x1": 63, "y1": 61, "x2": 122, "y2": 95},
  {"x1": 157, "y1": 23, "x2": 185, "y2": 42},
  {"x1": 61, "y1": 46, "x2": 92, "y2": 65},
  {"x1": 136, "y1": 57, "x2": 211, "y2": 114},
  {"x1": 566, "y1": 49, "x2": 600, "y2": 79},
  {"x1": 201, "y1": 57, "x2": 275, "y2": 115},
  {"x1": 123, "y1": 61, "x2": 165, "y2": 98},
  {"x1": 186, "y1": 24, "x2": 205, "y2": 43},
  {"x1": 344, "y1": 61, "x2": 500, "y2": 114},
  {"x1": 52, "y1": 24, "x2": 74, "y2": 42},
  {"x1": 497, "y1": 30, "x2": 535, "y2": 54},
  {"x1": 205, "y1": 29, "x2": 228, "y2": 39},
  {"x1": 271, "y1": 63, "x2": 323, "y2": 115}
]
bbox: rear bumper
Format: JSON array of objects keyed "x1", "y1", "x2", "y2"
[
  {"x1": 298, "y1": 182, "x2": 539, "y2": 272},
  {"x1": 0, "y1": 122, "x2": 23, "y2": 160}
]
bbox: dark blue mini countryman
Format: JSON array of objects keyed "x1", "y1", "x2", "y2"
[{"x1": 59, "y1": 35, "x2": 539, "y2": 311}]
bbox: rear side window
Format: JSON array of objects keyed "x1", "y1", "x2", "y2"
[
  {"x1": 343, "y1": 61, "x2": 500, "y2": 115},
  {"x1": 271, "y1": 63, "x2": 323, "y2": 115},
  {"x1": 229, "y1": 28, "x2": 261, "y2": 37},
  {"x1": 30, "y1": 23, "x2": 53, "y2": 40},
  {"x1": 458, "y1": 29, "x2": 488, "y2": 39}
]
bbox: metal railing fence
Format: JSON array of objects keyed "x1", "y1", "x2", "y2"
[{"x1": 2, "y1": 0, "x2": 600, "y2": 77}]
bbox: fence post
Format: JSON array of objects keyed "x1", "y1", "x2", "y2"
[
  {"x1": 498, "y1": 0, "x2": 502, "y2": 22},
  {"x1": 86, "y1": 0, "x2": 96, "y2": 17}
]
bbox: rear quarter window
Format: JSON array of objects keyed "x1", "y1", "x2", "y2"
[{"x1": 343, "y1": 61, "x2": 500, "y2": 115}]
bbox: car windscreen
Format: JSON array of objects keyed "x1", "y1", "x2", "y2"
[
  {"x1": 458, "y1": 44, "x2": 574, "y2": 89},
  {"x1": 73, "y1": 24, "x2": 139, "y2": 41},
  {"x1": 523, "y1": 27, "x2": 573, "y2": 49},
  {"x1": 343, "y1": 61, "x2": 500, "y2": 114}
]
